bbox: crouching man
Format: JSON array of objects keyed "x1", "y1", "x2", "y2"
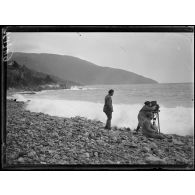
[
  {"x1": 142, "y1": 112, "x2": 166, "y2": 139},
  {"x1": 103, "y1": 89, "x2": 114, "y2": 130},
  {"x1": 136, "y1": 101, "x2": 156, "y2": 132}
]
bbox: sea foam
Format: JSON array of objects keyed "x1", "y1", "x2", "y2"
[
  {"x1": 24, "y1": 97, "x2": 194, "y2": 136},
  {"x1": 12, "y1": 94, "x2": 29, "y2": 102}
]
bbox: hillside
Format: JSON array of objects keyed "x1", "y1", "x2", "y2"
[
  {"x1": 7, "y1": 61, "x2": 80, "y2": 91},
  {"x1": 11, "y1": 52, "x2": 158, "y2": 85}
]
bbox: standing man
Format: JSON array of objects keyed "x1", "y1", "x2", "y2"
[{"x1": 103, "y1": 89, "x2": 114, "y2": 130}]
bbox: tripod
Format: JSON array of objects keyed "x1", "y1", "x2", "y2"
[{"x1": 152, "y1": 111, "x2": 160, "y2": 134}]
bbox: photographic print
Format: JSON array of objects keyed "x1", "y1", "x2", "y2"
[{"x1": 1, "y1": 26, "x2": 194, "y2": 170}]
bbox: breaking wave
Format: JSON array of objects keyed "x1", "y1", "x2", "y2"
[
  {"x1": 68, "y1": 86, "x2": 97, "y2": 90},
  {"x1": 22, "y1": 96, "x2": 194, "y2": 136},
  {"x1": 11, "y1": 94, "x2": 29, "y2": 102}
]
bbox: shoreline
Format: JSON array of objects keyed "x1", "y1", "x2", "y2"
[{"x1": 5, "y1": 99, "x2": 194, "y2": 167}]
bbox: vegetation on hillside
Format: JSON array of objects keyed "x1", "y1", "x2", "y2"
[{"x1": 7, "y1": 61, "x2": 81, "y2": 91}]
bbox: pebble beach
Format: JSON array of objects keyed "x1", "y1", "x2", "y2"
[{"x1": 5, "y1": 99, "x2": 194, "y2": 169}]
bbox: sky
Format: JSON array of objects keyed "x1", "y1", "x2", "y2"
[{"x1": 8, "y1": 32, "x2": 194, "y2": 83}]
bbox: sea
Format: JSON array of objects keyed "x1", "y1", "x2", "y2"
[{"x1": 11, "y1": 83, "x2": 194, "y2": 136}]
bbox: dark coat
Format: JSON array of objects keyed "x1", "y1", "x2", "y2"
[
  {"x1": 138, "y1": 105, "x2": 155, "y2": 127},
  {"x1": 103, "y1": 94, "x2": 113, "y2": 113}
]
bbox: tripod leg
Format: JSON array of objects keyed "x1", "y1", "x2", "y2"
[{"x1": 157, "y1": 112, "x2": 160, "y2": 134}]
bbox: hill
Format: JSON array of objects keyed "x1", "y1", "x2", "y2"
[
  {"x1": 7, "y1": 61, "x2": 80, "y2": 91},
  {"x1": 10, "y1": 52, "x2": 158, "y2": 85}
]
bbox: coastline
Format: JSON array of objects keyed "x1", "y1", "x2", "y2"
[{"x1": 5, "y1": 99, "x2": 194, "y2": 167}]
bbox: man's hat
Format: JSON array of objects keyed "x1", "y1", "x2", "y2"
[
  {"x1": 144, "y1": 101, "x2": 150, "y2": 105},
  {"x1": 108, "y1": 89, "x2": 114, "y2": 94}
]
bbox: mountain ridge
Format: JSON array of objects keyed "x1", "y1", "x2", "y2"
[{"x1": 10, "y1": 52, "x2": 158, "y2": 85}]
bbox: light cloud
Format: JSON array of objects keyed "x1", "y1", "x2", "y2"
[{"x1": 8, "y1": 32, "x2": 194, "y2": 83}]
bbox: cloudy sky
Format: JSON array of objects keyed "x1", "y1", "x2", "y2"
[{"x1": 8, "y1": 32, "x2": 194, "y2": 83}]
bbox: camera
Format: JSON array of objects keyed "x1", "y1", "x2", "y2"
[{"x1": 150, "y1": 101, "x2": 160, "y2": 113}]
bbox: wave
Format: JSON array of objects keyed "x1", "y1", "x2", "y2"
[
  {"x1": 31, "y1": 86, "x2": 97, "y2": 95},
  {"x1": 10, "y1": 94, "x2": 29, "y2": 102},
  {"x1": 68, "y1": 86, "x2": 97, "y2": 90},
  {"x1": 23, "y1": 96, "x2": 194, "y2": 136}
]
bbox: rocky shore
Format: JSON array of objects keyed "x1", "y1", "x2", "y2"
[{"x1": 5, "y1": 100, "x2": 194, "y2": 169}]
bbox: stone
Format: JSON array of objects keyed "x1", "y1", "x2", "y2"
[
  {"x1": 150, "y1": 142, "x2": 158, "y2": 149},
  {"x1": 40, "y1": 156, "x2": 45, "y2": 161},
  {"x1": 131, "y1": 136, "x2": 138, "y2": 142},
  {"x1": 151, "y1": 148, "x2": 160, "y2": 156},
  {"x1": 172, "y1": 139, "x2": 184, "y2": 146},
  {"x1": 27, "y1": 150, "x2": 37, "y2": 158},
  {"x1": 129, "y1": 142, "x2": 138, "y2": 148},
  {"x1": 48, "y1": 150, "x2": 55, "y2": 155},
  {"x1": 142, "y1": 143, "x2": 148, "y2": 147},
  {"x1": 175, "y1": 157, "x2": 188, "y2": 164},
  {"x1": 52, "y1": 132, "x2": 59, "y2": 137},
  {"x1": 109, "y1": 130, "x2": 120, "y2": 138},
  {"x1": 58, "y1": 160, "x2": 67, "y2": 164},
  {"x1": 132, "y1": 131, "x2": 138, "y2": 135},
  {"x1": 145, "y1": 154, "x2": 166, "y2": 164},
  {"x1": 107, "y1": 160, "x2": 115, "y2": 164},
  {"x1": 84, "y1": 153, "x2": 90, "y2": 158},
  {"x1": 10, "y1": 153, "x2": 19, "y2": 159},
  {"x1": 17, "y1": 157, "x2": 25, "y2": 163},
  {"x1": 94, "y1": 152, "x2": 99, "y2": 157},
  {"x1": 142, "y1": 146, "x2": 150, "y2": 153},
  {"x1": 40, "y1": 162, "x2": 47, "y2": 164},
  {"x1": 97, "y1": 140, "x2": 104, "y2": 145},
  {"x1": 53, "y1": 154, "x2": 60, "y2": 159}
]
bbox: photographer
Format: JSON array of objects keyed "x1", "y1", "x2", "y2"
[
  {"x1": 142, "y1": 112, "x2": 165, "y2": 139},
  {"x1": 136, "y1": 101, "x2": 157, "y2": 132}
]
